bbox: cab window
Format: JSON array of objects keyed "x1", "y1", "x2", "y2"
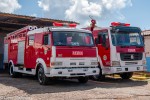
[
  {"x1": 43, "y1": 34, "x2": 50, "y2": 45},
  {"x1": 98, "y1": 30, "x2": 109, "y2": 47},
  {"x1": 28, "y1": 35, "x2": 34, "y2": 46}
]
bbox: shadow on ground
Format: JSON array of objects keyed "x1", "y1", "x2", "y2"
[{"x1": 0, "y1": 72, "x2": 148, "y2": 95}]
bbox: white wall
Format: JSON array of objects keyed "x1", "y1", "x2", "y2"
[{"x1": 144, "y1": 36, "x2": 150, "y2": 57}]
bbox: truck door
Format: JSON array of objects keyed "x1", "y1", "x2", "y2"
[
  {"x1": 97, "y1": 30, "x2": 111, "y2": 67},
  {"x1": 17, "y1": 41, "x2": 25, "y2": 64},
  {"x1": 41, "y1": 33, "x2": 52, "y2": 67}
]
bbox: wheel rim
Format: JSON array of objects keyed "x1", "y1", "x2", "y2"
[
  {"x1": 9, "y1": 65, "x2": 13, "y2": 76},
  {"x1": 38, "y1": 68, "x2": 44, "y2": 83}
]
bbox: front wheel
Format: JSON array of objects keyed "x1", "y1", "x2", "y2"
[
  {"x1": 120, "y1": 72, "x2": 133, "y2": 79},
  {"x1": 37, "y1": 65, "x2": 49, "y2": 85},
  {"x1": 78, "y1": 77, "x2": 88, "y2": 83}
]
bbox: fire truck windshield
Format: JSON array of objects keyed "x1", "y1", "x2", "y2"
[
  {"x1": 52, "y1": 31, "x2": 94, "y2": 47},
  {"x1": 111, "y1": 27, "x2": 144, "y2": 47}
]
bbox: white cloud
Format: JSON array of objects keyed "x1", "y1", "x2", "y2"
[
  {"x1": 31, "y1": 13, "x2": 37, "y2": 17},
  {"x1": 0, "y1": 0, "x2": 21, "y2": 13},
  {"x1": 38, "y1": 0, "x2": 70, "y2": 19},
  {"x1": 65, "y1": 0, "x2": 102, "y2": 20},
  {"x1": 38, "y1": 0, "x2": 50, "y2": 11},
  {"x1": 38, "y1": 0, "x2": 132, "y2": 26}
]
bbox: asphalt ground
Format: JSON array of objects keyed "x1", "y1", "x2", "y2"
[{"x1": 0, "y1": 72, "x2": 150, "y2": 100}]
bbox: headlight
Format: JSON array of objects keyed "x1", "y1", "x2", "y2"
[
  {"x1": 51, "y1": 62, "x2": 63, "y2": 66},
  {"x1": 91, "y1": 62, "x2": 98, "y2": 65},
  {"x1": 142, "y1": 60, "x2": 146, "y2": 65},
  {"x1": 112, "y1": 61, "x2": 120, "y2": 67}
]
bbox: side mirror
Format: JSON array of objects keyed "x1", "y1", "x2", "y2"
[
  {"x1": 142, "y1": 36, "x2": 145, "y2": 43},
  {"x1": 102, "y1": 35, "x2": 109, "y2": 49},
  {"x1": 95, "y1": 38, "x2": 99, "y2": 45},
  {"x1": 102, "y1": 35, "x2": 106, "y2": 47},
  {"x1": 105, "y1": 42, "x2": 109, "y2": 50}
]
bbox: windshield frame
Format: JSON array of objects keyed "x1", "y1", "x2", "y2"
[
  {"x1": 110, "y1": 27, "x2": 144, "y2": 47},
  {"x1": 52, "y1": 31, "x2": 95, "y2": 47}
]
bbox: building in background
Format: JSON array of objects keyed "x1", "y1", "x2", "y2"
[{"x1": 142, "y1": 30, "x2": 150, "y2": 72}]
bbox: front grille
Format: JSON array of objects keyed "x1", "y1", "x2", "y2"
[
  {"x1": 120, "y1": 53, "x2": 143, "y2": 61},
  {"x1": 125, "y1": 62, "x2": 138, "y2": 65}
]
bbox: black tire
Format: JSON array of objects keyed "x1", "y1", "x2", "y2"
[
  {"x1": 120, "y1": 72, "x2": 133, "y2": 79},
  {"x1": 78, "y1": 77, "x2": 88, "y2": 83},
  {"x1": 92, "y1": 67, "x2": 105, "y2": 81},
  {"x1": 92, "y1": 74, "x2": 105, "y2": 81},
  {"x1": 9, "y1": 64, "x2": 22, "y2": 78},
  {"x1": 37, "y1": 65, "x2": 49, "y2": 85}
]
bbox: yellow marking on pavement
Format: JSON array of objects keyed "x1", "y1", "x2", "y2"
[{"x1": 131, "y1": 76, "x2": 148, "y2": 80}]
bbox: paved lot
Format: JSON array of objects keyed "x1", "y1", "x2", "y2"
[{"x1": 0, "y1": 73, "x2": 150, "y2": 100}]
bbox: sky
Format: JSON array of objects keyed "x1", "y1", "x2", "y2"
[{"x1": 0, "y1": 0, "x2": 149, "y2": 30}]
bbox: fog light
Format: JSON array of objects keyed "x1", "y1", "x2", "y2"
[
  {"x1": 58, "y1": 71, "x2": 62, "y2": 74},
  {"x1": 93, "y1": 70, "x2": 96, "y2": 73},
  {"x1": 125, "y1": 68, "x2": 128, "y2": 71},
  {"x1": 68, "y1": 69, "x2": 73, "y2": 72}
]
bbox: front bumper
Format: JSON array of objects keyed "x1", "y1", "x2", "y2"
[
  {"x1": 45, "y1": 67, "x2": 100, "y2": 77},
  {"x1": 102, "y1": 65, "x2": 146, "y2": 74}
]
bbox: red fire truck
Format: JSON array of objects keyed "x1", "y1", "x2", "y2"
[
  {"x1": 4, "y1": 22, "x2": 99, "y2": 85},
  {"x1": 85, "y1": 20, "x2": 146, "y2": 80}
]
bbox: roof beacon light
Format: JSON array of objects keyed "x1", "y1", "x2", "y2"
[
  {"x1": 53, "y1": 22, "x2": 63, "y2": 27},
  {"x1": 111, "y1": 22, "x2": 130, "y2": 27},
  {"x1": 124, "y1": 23, "x2": 130, "y2": 26},
  {"x1": 53, "y1": 22, "x2": 77, "y2": 28},
  {"x1": 69, "y1": 23, "x2": 77, "y2": 27}
]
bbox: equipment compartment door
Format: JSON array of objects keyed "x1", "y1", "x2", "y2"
[
  {"x1": 17, "y1": 41, "x2": 25, "y2": 64},
  {"x1": 4, "y1": 44, "x2": 8, "y2": 63}
]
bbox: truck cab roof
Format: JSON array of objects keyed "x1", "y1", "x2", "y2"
[{"x1": 27, "y1": 27, "x2": 92, "y2": 35}]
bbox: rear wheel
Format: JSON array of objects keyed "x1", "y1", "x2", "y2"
[
  {"x1": 9, "y1": 64, "x2": 22, "y2": 78},
  {"x1": 78, "y1": 76, "x2": 88, "y2": 83},
  {"x1": 92, "y1": 74, "x2": 105, "y2": 81},
  {"x1": 120, "y1": 72, "x2": 133, "y2": 79},
  {"x1": 37, "y1": 65, "x2": 49, "y2": 85}
]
